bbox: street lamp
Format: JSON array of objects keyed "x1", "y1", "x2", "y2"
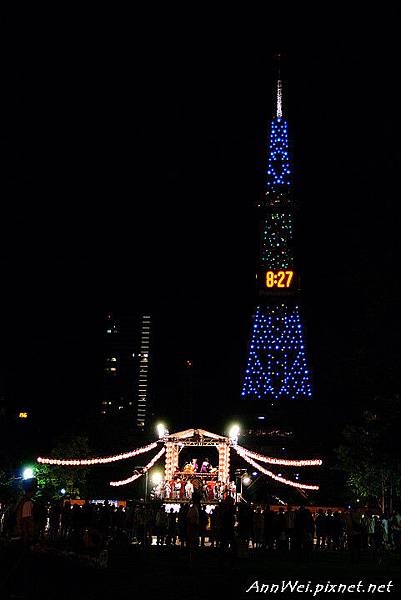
[
  {"x1": 228, "y1": 424, "x2": 240, "y2": 444},
  {"x1": 156, "y1": 423, "x2": 168, "y2": 439},
  {"x1": 22, "y1": 467, "x2": 34, "y2": 480},
  {"x1": 151, "y1": 471, "x2": 163, "y2": 485}
]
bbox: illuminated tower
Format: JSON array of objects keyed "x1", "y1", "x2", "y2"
[{"x1": 241, "y1": 66, "x2": 312, "y2": 407}]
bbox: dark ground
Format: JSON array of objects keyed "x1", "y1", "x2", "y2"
[{"x1": 1, "y1": 544, "x2": 400, "y2": 600}]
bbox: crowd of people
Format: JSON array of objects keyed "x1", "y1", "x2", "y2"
[
  {"x1": 1, "y1": 491, "x2": 400, "y2": 563},
  {"x1": 152, "y1": 479, "x2": 236, "y2": 501},
  {"x1": 151, "y1": 457, "x2": 236, "y2": 502}
]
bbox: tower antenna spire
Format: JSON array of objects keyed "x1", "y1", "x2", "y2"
[{"x1": 275, "y1": 52, "x2": 283, "y2": 119}]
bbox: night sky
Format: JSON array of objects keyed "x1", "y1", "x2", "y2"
[{"x1": 2, "y1": 26, "x2": 401, "y2": 452}]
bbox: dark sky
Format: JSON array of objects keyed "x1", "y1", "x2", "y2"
[{"x1": 2, "y1": 25, "x2": 401, "y2": 448}]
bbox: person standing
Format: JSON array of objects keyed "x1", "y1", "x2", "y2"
[
  {"x1": 174, "y1": 478, "x2": 181, "y2": 500},
  {"x1": 185, "y1": 479, "x2": 194, "y2": 499},
  {"x1": 390, "y1": 511, "x2": 401, "y2": 550},
  {"x1": 48, "y1": 501, "x2": 62, "y2": 541},
  {"x1": 144, "y1": 503, "x2": 154, "y2": 546},
  {"x1": 275, "y1": 507, "x2": 287, "y2": 553},
  {"x1": 253, "y1": 507, "x2": 264, "y2": 549},
  {"x1": 366, "y1": 513, "x2": 376, "y2": 548},
  {"x1": 332, "y1": 511, "x2": 344, "y2": 550},
  {"x1": 199, "y1": 506, "x2": 208, "y2": 547},
  {"x1": 207, "y1": 479, "x2": 215, "y2": 501},
  {"x1": 60, "y1": 501, "x2": 72, "y2": 539},
  {"x1": 32, "y1": 498, "x2": 48, "y2": 542},
  {"x1": 166, "y1": 508, "x2": 177, "y2": 546},
  {"x1": 346, "y1": 506, "x2": 363, "y2": 563},
  {"x1": 285, "y1": 505, "x2": 296, "y2": 552},
  {"x1": 156, "y1": 506, "x2": 167, "y2": 545},
  {"x1": 294, "y1": 505, "x2": 314, "y2": 562},
  {"x1": 220, "y1": 496, "x2": 237, "y2": 564},
  {"x1": 178, "y1": 504, "x2": 188, "y2": 547},
  {"x1": 381, "y1": 514, "x2": 389, "y2": 547},
  {"x1": 213, "y1": 504, "x2": 222, "y2": 548},
  {"x1": 263, "y1": 505, "x2": 275, "y2": 551},
  {"x1": 315, "y1": 509, "x2": 326, "y2": 550},
  {"x1": 16, "y1": 489, "x2": 35, "y2": 546},
  {"x1": 186, "y1": 494, "x2": 200, "y2": 561}
]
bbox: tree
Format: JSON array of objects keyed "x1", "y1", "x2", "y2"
[
  {"x1": 35, "y1": 434, "x2": 92, "y2": 500},
  {"x1": 0, "y1": 468, "x2": 23, "y2": 505},
  {"x1": 336, "y1": 395, "x2": 401, "y2": 512}
]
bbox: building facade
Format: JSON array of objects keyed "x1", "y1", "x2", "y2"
[{"x1": 102, "y1": 312, "x2": 151, "y2": 430}]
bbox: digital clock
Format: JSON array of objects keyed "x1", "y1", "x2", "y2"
[
  {"x1": 257, "y1": 269, "x2": 298, "y2": 295},
  {"x1": 265, "y1": 270, "x2": 294, "y2": 288}
]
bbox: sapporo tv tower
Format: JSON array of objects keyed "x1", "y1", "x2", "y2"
[{"x1": 241, "y1": 59, "x2": 312, "y2": 412}]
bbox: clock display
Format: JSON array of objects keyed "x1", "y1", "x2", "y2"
[{"x1": 265, "y1": 270, "x2": 294, "y2": 289}]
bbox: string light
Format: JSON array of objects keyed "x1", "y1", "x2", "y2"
[
  {"x1": 235, "y1": 446, "x2": 319, "y2": 491},
  {"x1": 235, "y1": 444, "x2": 322, "y2": 467},
  {"x1": 37, "y1": 441, "x2": 158, "y2": 466},
  {"x1": 241, "y1": 304, "x2": 312, "y2": 402},
  {"x1": 110, "y1": 447, "x2": 166, "y2": 487}
]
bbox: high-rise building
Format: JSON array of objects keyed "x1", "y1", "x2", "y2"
[
  {"x1": 241, "y1": 65, "x2": 312, "y2": 411},
  {"x1": 102, "y1": 312, "x2": 151, "y2": 430},
  {"x1": 136, "y1": 314, "x2": 151, "y2": 430}
]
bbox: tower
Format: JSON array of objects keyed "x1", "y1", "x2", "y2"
[{"x1": 241, "y1": 63, "x2": 312, "y2": 408}]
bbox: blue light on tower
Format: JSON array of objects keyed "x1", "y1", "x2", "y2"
[
  {"x1": 266, "y1": 118, "x2": 291, "y2": 188},
  {"x1": 241, "y1": 304, "x2": 312, "y2": 402}
]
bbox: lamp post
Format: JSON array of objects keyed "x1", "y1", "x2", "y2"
[
  {"x1": 141, "y1": 469, "x2": 163, "y2": 502},
  {"x1": 235, "y1": 468, "x2": 247, "y2": 503},
  {"x1": 133, "y1": 466, "x2": 148, "y2": 501}
]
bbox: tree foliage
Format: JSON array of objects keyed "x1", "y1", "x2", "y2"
[
  {"x1": 35, "y1": 434, "x2": 92, "y2": 500},
  {"x1": 336, "y1": 395, "x2": 401, "y2": 509},
  {"x1": 0, "y1": 469, "x2": 23, "y2": 504}
]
